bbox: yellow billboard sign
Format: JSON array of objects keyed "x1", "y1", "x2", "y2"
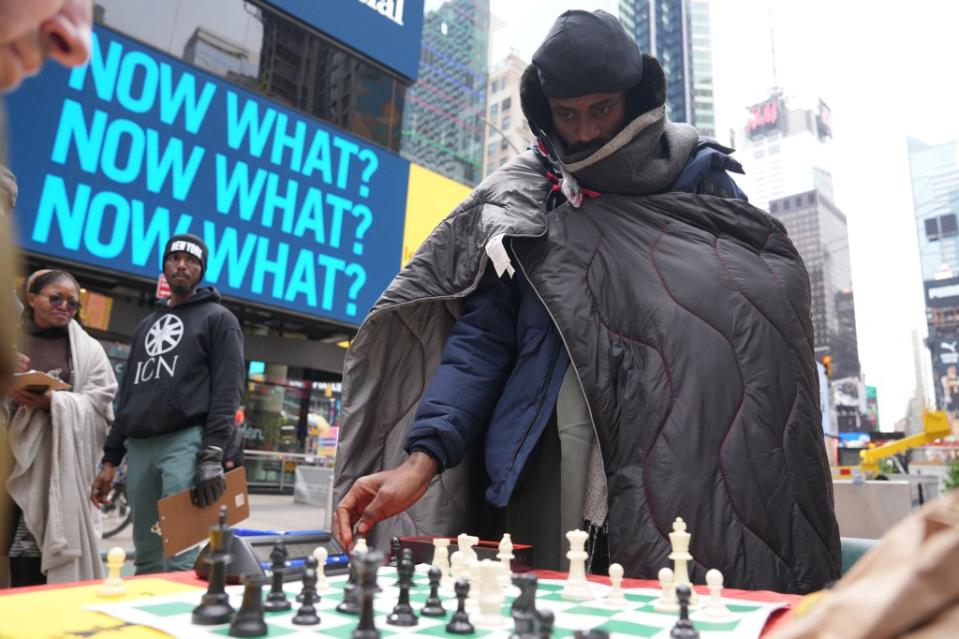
[{"x1": 402, "y1": 164, "x2": 471, "y2": 266}]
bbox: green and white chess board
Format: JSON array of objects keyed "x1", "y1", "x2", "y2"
[{"x1": 86, "y1": 567, "x2": 788, "y2": 638}]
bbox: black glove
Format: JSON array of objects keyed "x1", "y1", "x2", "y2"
[{"x1": 192, "y1": 446, "x2": 226, "y2": 508}]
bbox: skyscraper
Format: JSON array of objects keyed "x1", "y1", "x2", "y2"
[
  {"x1": 483, "y1": 52, "x2": 535, "y2": 179},
  {"x1": 736, "y1": 93, "x2": 835, "y2": 211},
  {"x1": 740, "y1": 92, "x2": 861, "y2": 392},
  {"x1": 908, "y1": 137, "x2": 959, "y2": 410},
  {"x1": 618, "y1": 0, "x2": 713, "y2": 135},
  {"x1": 768, "y1": 191, "x2": 861, "y2": 381},
  {"x1": 401, "y1": 0, "x2": 491, "y2": 187}
]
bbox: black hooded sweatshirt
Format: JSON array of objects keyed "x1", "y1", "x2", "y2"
[{"x1": 102, "y1": 287, "x2": 244, "y2": 466}]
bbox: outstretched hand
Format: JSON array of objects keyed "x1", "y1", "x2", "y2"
[{"x1": 333, "y1": 451, "x2": 439, "y2": 551}]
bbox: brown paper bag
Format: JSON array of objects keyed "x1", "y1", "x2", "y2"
[{"x1": 771, "y1": 490, "x2": 959, "y2": 639}]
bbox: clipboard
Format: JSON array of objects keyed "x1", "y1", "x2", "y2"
[
  {"x1": 11, "y1": 370, "x2": 70, "y2": 392},
  {"x1": 158, "y1": 467, "x2": 250, "y2": 558}
]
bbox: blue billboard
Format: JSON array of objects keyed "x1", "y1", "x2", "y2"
[
  {"x1": 268, "y1": 0, "x2": 424, "y2": 80},
  {"x1": 4, "y1": 27, "x2": 410, "y2": 326}
]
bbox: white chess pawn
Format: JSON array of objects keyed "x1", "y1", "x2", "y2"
[
  {"x1": 354, "y1": 537, "x2": 369, "y2": 554},
  {"x1": 97, "y1": 547, "x2": 127, "y2": 597},
  {"x1": 313, "y1": 546, "x2": 330, "y2": 593},
  {"x1": 497, "y1": 533, "x2": 514, "y2": 585},
  {"x1": 653, "y1": 567, "x2": 678, "y2": 613},
  {"x1": 561, "y1": 529, "x2": 593, "y2": 601},
  {"x1": 701, "y1": 569, "x2": 732, "y2": 619},
  {"x1": 605, "y1": 563, "x2": 627, "y2": 607}
]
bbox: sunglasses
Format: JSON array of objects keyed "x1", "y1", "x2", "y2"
[{"x1": 46, "y1": 294, "x2": 80, "y2": 311}]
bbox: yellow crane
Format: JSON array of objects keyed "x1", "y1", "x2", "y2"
[{"x1": 856, "y1": 410, "x2": 953, "y2": 475}]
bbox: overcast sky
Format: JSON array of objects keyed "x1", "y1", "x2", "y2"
[{"x1": 488, "y1": 0, "x2": 959, "y2": 428}]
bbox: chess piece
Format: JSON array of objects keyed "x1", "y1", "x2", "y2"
[
  {"x1": 264, "y1": 543, "x2": 291, "y2": 612},
  {"x1": 700, "y1": 569, "x2": 731, "y2": 619},
  {"x1": 387, "y1": 550, "x2": 418, "y2": 626},
  {"x1": 394, "y1": 547, "x2": 414, "y2": 587},
  {"x1": 457, "y1": 533, "x2": 479, "y2": 564},
  {"x1": 670, "y1": 585, "x2": 700, "y2": 639},
  {"x1": 446, "y1": 579, "x2": 475, "y2": 635},
  {"x1": 654, "y1": 567, "x2": 679, "y2": 613},
  {"x1": 535, "y1": 609, "x2": 555, "y2": 639},
  {"x1": 229, "y1": 574, "x2": 269, "y2": 637},
  {"x1": 422, "y1": 566, "x2": 446, "y2": 617},
  {"x1": 606, "y1": 563, "x2": 627, "y2": 607},
  {"x1": 511, "y1": 573, "x2": 539, "y2": 636},
  {"x1": 476, "y1": 560, "x2": 506, "y2": 628},
  {"x1": 353, "y1": 550, "x2": 384, "y2": 639},
  {"x1": 669, "y1": 517, "x2": 697, "y2": 604},
  {"x1": 296, "y1": 556, "x2": 320, "y2": 604},
  {"x1": 561, "y1": 529, "x2": 592, "y2": 601},
  {"x1": 573, "y1": 630, "x2": 609, "y2": 639},
  {"x1": 355, "y1": 537, "x2": 369, "y2": 554},
  {"x1": 432, "y1": 537, "x2": 451, "y2": 586},
  {"x1": 193, "y1": 506, "x2": 237, "y2": 625},
  {"x1": 292, "y1": 564, "x2": 321, "y2": 625},
  {"x1": 336, "y1": 550, "x2": 361, "y2": 614},
  {"x1": 97, "y1": 547, "x2": 127, "y2": 597},
  {"x1": 390, "y1": 536, "x2": 402, "y2": 567},
  {"x1": 313, "y1": 546, "x2": 330, "y2": 594},
  {"x1": 497, "y1": 534, "x2": 514, "y2": 585}
]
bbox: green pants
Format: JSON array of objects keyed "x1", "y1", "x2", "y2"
[{"x1": 126, "y1": 427, "x2": 202, "y2": 574}]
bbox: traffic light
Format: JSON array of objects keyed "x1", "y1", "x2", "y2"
[{"x1": 820, "y1": 355, "x2": 832, "y2": 377}]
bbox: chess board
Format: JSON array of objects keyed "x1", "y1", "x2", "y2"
[{"x1": 86, "y1": 566, "x2": 788, "y2": 638}]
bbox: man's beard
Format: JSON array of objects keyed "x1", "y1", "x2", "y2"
[
  {"x1": 170, "y1": 282, "x2": 195, "y2": 295},
  {"x1": 564, "y1": 137, "x2": 611, "y2": 156}
]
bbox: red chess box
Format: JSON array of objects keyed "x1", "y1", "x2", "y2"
[{"x1": 398, "y1": 536, "x2": 535, "y2": 573}]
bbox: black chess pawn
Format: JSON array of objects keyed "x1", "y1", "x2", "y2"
[
  {"x1": 264, "y1": 543, "x2": 291, "y2": 612},
  {"x1": 229, "y1": 574, "x2": 269, "y2": 637},
  {"x1": 670, "y1": 585, "x2": 700, "y2": 639},
  {"x1": 388, "y1": 536, "x2": 402, "y2": 567},
  {"x1": 352, "y1": 550, "x2": 384, "y2": 639},
  {"x1": 193, "y1": 506, "x2": 237, "y2": 625},
  {"x1": 421, "y1": 566, "x2": 446, "y2": 617},
  {"x1": 573, "y1": 631, "x2": 609, "y2": 639},
  {"x1": 296, "y1": 556, "x2": 320, "y2": 604},
  {"x1": 445, "y1": 579, "x2": 475, "y2": 635},
  {"x1": 387, "y1": 550, "x2": 418, "y2": 626},
  {"x1": 292, "y1": 565, "x2": 321, "y2": 626},
  {"x1": 336, "y1": 550, "x2": 362, "y2": 614}
]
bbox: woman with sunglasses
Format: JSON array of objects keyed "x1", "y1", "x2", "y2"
[{"x1": 3, "y1": 269, "x2": 116, "y2": 585}]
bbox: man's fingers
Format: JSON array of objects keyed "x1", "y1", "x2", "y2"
[{"x1": 333, "y1": 506, "x2": 354, "y2": 550}]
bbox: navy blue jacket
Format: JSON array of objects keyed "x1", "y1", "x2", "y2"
[{"x1": 406, "y1": 141, "x2": 748, "y2": 507}]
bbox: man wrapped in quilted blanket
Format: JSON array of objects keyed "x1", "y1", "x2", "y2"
[{"x1": 333, "y1": 8, "x2": 841, "y2": 596}]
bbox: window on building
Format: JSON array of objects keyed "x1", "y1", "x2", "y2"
[
  {"x1": 500, "y1": 138, "x2": 509, "y2": 151},
  {"x1": 770, "y1": 201, "x2": 779, "y2": 213},
  {"x1": 491, "y1": 79, "x2": 499, "y2": 93},
  {"x1": 502, "y1": 115, "x2": 510, "y2": 130},
  {"x1": 487, "y1": 143, "x2": 496, "y2": 156},
  {"x1": 794, "y1": 196, "x2": 804, "y2": 208},
  {"x1": 808, "y1": 193, "x2": 817, "y2": 204},
  {"x1": 95, "y1": 0, "x2": 410, "y2": 152},
  {"x1": 926, "y1": 214, "x2": 959, "y2": 241},
  {"x1": 491, "y1": 103, "x2": 499, "y2": 117},
  {"x1": 502, "y1": 96, "x2": 511, "y2": 111}
]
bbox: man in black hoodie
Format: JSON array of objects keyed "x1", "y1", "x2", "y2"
[{"x1": 91, "y1": 234, "x2": 244, "y2": 574}]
